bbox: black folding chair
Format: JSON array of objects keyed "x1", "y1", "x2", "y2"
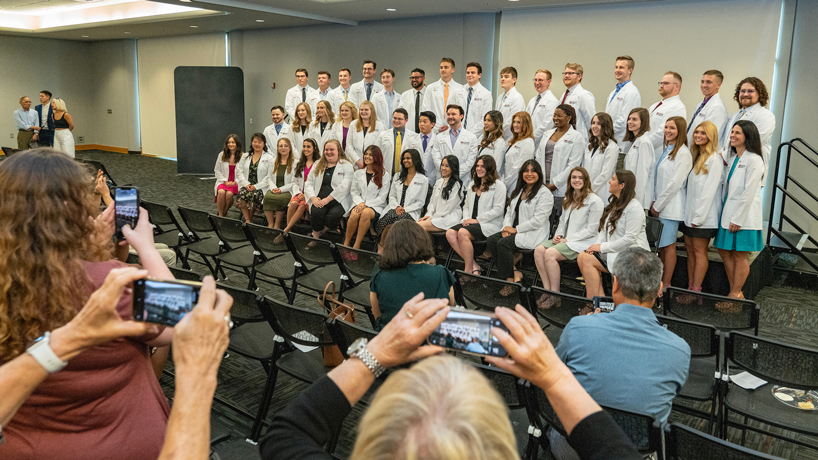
[
  {"x1": 208, "y1": 215, "x2": 255, "y2": 282},
  {"x1": 664, "y1": 287, "x2": 760, "y2": 335},
  {"x1": 646, "y1": 216, "x2": 664, "y2": 254},
  {"x1": 178, "y1": 206, "x2": 224, "y2": 276},
  {"x1": 168, "y1": 266, "x2": 203, "y2": 282},
  {"x1": 666, "y1": 422, "x2": 785, "y2": 460},
  {"x1": 527, "y1": 285, "x2": 592, "y2": 346},
  {"x1": 326, "y1": 318, "x2": 377, "y2": 359},
  {"x1": 452, "y1": 269, "x2": 527, "y2": 312},
  {"x1": 334, "y1": 244, "x2": 381, "y2": 328},
  {"x1": 141, "y1": 200, "x2": 188, "y2": 261},
  {"x1": 243, "y1": 223, "x2": 297, "y2": 296},
  {"x1": 287, "y1": 233, "x2": 348, "y2": 301},
  {"x1": 604, "y1": 405, "x2": 664, "y2": 458}
]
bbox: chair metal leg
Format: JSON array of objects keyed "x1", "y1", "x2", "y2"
[
  {"x1": 444, "y1": 247, "x2": 455, "y2": 270},
  {"x1": 248, "y1": 358, "x2": 280, "y2": 443},
  {"x1": 277, "y1": 279, "x2": 292, "y2": 302}
]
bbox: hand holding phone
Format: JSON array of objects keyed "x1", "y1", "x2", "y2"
[
  {"x1": 427, "y1": 309, "x2": 508, "y2": 358},
  {"x1": 593, "y1": 296, "x2": 616, "y2": 313},
  {"x1": 114, "y1": 186, "x2": 140, "y2": 239},
  {"x1": 133, "y1": 277, "x2": 202, "y2": 327}
]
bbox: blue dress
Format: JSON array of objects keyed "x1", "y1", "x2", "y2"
[{"x1": 713, "y1": 159, "x2": 763, "y2": 252}]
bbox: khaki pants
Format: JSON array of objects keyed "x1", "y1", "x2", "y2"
[{"x1": 17, "y1": 130, "x2": 34, "y2": 151}]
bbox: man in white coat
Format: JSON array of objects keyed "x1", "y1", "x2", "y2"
[
  {"x1": 285, "y1": 69, "x2": 316, "y2": 120},
  {"x1": 371, "y1": 69, "x2": 401, "y2": 127},
  {"x1": 647, "y1": 71, "x2": 687, "y2": 156},
  {"x1": 376, "y1": 108, "x2": 420, "y2": 174},
  {"x1": 329, "y1": 68, "x2": 353, "y2": 111},
  {"x1": 349, "y1": 60, "x2": 384, "y2": 107},
  {"x1": 262, "y1": 106, "x2": 291, "y2": 154},
  {"x1": 558, "y1": 63, "x2": 596, "y2": 142},
  {"x1": 397, "y1": 68, "x2": 427, "y2": 134},
  {"x1": 687, "y1": 70, "x2": 728, "y2": 147},
  {"x1": 404, "y1": 111, "x2": 439, "y2": 184},
  {"x1": 605, "y1": 56, "x2": 641, "y2": 143},
  {"x1": 721, "y1": 77, "x2": 776, "y2": 171},
  {"x1": 422, "y1": 58, "x2": 465, "y2": 135},
  {"x1": 527, "y1": 69, "x2": 559, "y2": 150},
  {"x1": 462, "y1": 62, "x2": 493, "y2": 138},
  {"x1": 430, "y1": 104, "x2": 479, "y2": 184},
  {"x1": 495, "y1": 66, "x2": 526, "y2": 141},
  {"x1": 307, "y1": 70, "x2": 334, "y2": 113}
]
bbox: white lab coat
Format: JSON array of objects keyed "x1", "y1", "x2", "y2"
[
  {"x1": 291, "y1": 163, "x2": 315, "y2": 197},
  {"x1": 479, "y1": 136, "x2": 508, "y2": 179},
  {"x1": 462, "y1": 82, "x2": 493, "y2": 137},
  {"x1": 583, "y1": 141, "x2": 620, "y2": 204},
  {"x1": 495, "y1": 87, "x2": 526, "y2": 141},
  {"x1": 348, "y1": 79, "x2": 384, "y2": 107},
  {"x1": 371, "y1": 90, "x2": 401, "y2": 129},
  {"x1": 386, "y1": 172, "x2": 429, "y2": 220},
  {"x1": 624, "y1": 135, "x2": 655, "y2": 209},
  {"x1": 597, "y1": 199, "x2": 650, "y2": 268},
  {"x1": 686, "y1": 93, "x2": 728, "y2": 148},
  {"x1": 503, "y1": 187, "x2": 554, "y2": 249},
  {"x1": 721, "y1": 104, "x2": 775, "y2": 180},
  {"x1": 605, "y1": 81, "x2": 641, "y2": 143},
  {"x1": 307, "y1": 87, "x2": 334, "y2": 114},
  {"x1": 376, "y1": 128, "x2": 421, "y2": 175},
  {"x1": 647, "y1": 95, "x2": 687, "y2": 156},
  {"x1": 350, "y1": 168, "x2": 391, "y2": 215},
  {"x1": 557, "y1": 84, "x2": 596, "y2": 141},
  {"x1": 430, "y1": 127, "x2": 480, "y2": 185},
  {"x1": 287, "y1": 124, "x2": 310, "y2": 158},
  {"x1": 421, "y1": 78, "x2": 465, "y2": 134},
  {"x1": 650, "y1": 144, "x2": 692, "y2": 221},
  {"x1": 404, "y1": 131, "x2": 439, "y2": 185},
  {"x1": 266, "y1": 162, "x2": 298, "y2": 196},
  {"x1": 527, "y1": 90, "x2": 559, "y2": 149},
  {"x1": 538, "y1": 127, "x2": 585, "y2": 198},
  {"x1": 720, "y1": 152, "x2": 764, "y2": 231},
  {"x1": 285, "y1": 85, "x2": 316, "y2": 120},
  {"x1": 503, "y1": 137, "x2": 535, "y2": 195},
  {"x1": 262, "y1": 123, "x2": 293, "y2": 156},
  {"x1": 345, "y1": 120, "x2": 385, "y2": 167},
  {"x1": 213, "y1": 152, "x2": 236, "y2": 195},
  {"x1": 684, "y1": 153, "x2": 724, "y2": 229},
  {"x1": 462, "y1": 181, "x2": 507, "y2": 237},
  {"x1": 425, "y1": 177, "x2": 464, "y2": 230},
  {"x1": 555, "y1": 193, "x2": 605, "y2": 253},
  {"x1": 396, "y1": 86, "x2": 426, "y2": 133},
  {"x1": 236, "y1": 152, "x2": 276, "y2": 194},
  {"x1": 303, "y1": 160, "x2": 355, "y2": 212},
  {"x1": 328, "y1": 86, "x2": 353, "y2": 114},
  {"x1": 307, "y1": 121, "x2": 339, "y2": 153}
]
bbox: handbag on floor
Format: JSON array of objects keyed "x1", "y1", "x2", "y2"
[{"x1": 318, "y1": 281, "x2": 356, "y2": 367}]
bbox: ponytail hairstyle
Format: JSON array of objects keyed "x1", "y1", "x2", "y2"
[
  {"x1": 598, "y1": 170, "x2": 636, "y2": 236},
  {"x1": 440, "y1": 155, "x2": 463, "y2": 201}
]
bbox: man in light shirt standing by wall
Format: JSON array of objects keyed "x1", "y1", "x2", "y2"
[
  {"x1": 14, "y1": 96, "x2": 39, "y2": 150},
  {"x1": 605, "y1": 56, "x2": 641, "y2": 144},
  {"x1": 527, "y1": 69, "x2": 559, "y2": 150}
]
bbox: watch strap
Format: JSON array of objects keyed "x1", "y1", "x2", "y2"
[
  {"x1": 27, "y1": 332, "x2": 68, "y2": 373},
  {"x1": 352, "y1": 342, "x2": 385, "y2": 378}
]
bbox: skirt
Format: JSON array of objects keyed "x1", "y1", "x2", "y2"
[
  {"x1": 658, "y1": 218, "x2": 681, "y2": 248},
  {"x1": 680, "y1": 222, "x2": 718, "y2": 240},
  {"x1": 714, "y1": 227, "x2": 763, "y2": 252},
  {"x1": 290, "y1": 193, "x2": 308, "y2": 208},
  {"x1": 263, "y1": 191, "x2": 292, "y2": 212},
  {"x1": 375, "y1": 209, "x2": 414, "y2": 235},
  {"x1": 540, "y1": 240, "x2": 579, "y2": 261},
  {"x1": 237, "y1": 187, "x2": 265, "y2": 213},
  {"x1": 449, "y1": 223, "x2": 486, "y2": 240},
  {"x1": 214, "y1": 183, "x2": 239, "y2": 203}
]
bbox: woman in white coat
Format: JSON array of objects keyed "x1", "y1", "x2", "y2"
[
  {"x1": 375, "y1": 148, "x2": 429, "y2": 251},
  {"x1": 307, "y1": 100, "x2": 337, "y2": 154},
  {"x1": 333, "y1": 101, "x2": 358, "y2": 154},
  {"x1": 262, "y1": 137, "x2": 297, "y2": 230},
  {"x1": 343, "y1": 145, "x2": 391, "y2": 251},
  {"x1": 346, "y1": 101, "x2": 383, "y2": 170},
  {"x1": 213, "y1": 134, "x2": 243, "y2": 217},
  {"x1": 478, "y1": 111, "x2": 507, "y2": 176},
  {"x1": 713, "y1": 120, "x2": 765, "y2": 300},
  {"x1": 534, "y1": 166, "x2": 604, "y2": 303},
  {"x1": 304, "y1": 139, "x2": 355, "y2": 239},
  {"x1": 282, "y1": 138, "x2": 318, "y2": 237},
  {"x1": 578, "y1": 170, "x2": 650, "y2": 299},
  {"x1": 582, "y1": 112, "x2": 620, "y2": 205},
  {"x1": 541, "y1": 104, "x2": 585, "y2": 216},
  {"x1": 649, "y1": 116, "x2": 693, "y2": 291},
  {"x1": 236, "y1": 132, "x2": 276, "y2": 223},
  {"x1": 502, "y1": 112, "x2": 536, "y2": 195},
  {"x1": 446, "y1": 155, "x2": 507, "y2": 276},
  {"x1": 418, "y1": 155, "x2": 464, "y2": 232},
  {"x1": 486, "y1": 160, "x2": 553, "y2": 292},
  {"x1": 287, "y1": 102, "x2": 312, "y2": 158},
  {"x1": 681, "y1": 121, "x2": 724, "y2": 296},
  {"x1": 622, "y1": 108, "x2": 654, "y2": 210}
]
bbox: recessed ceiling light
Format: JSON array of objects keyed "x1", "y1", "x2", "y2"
[
  {"x1": 82, "y1": 35, "x2": 89, "y2": 37},
  {"x1": 180, "y1": 0, "x2": 192, "y2": 2},
  {"x1": 124, "y1": 31, "x2": 131, "y2": 34},
  {"x1": 255, "y1": 19, "x2": 264, "y2": 22},
  {"x1": 190, "y1": 25, "x2": 198, "y2": 28},
  {"x1": 386, "y1": 8, "x2": 396, "y2": 11}
]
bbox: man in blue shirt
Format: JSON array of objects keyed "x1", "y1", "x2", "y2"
[
  {"x1": 549, "y1": 247, "x2": 691, "y2": 460},
  {"x1": 14, "y1": 96, "x2": 40, "y2": 150}
]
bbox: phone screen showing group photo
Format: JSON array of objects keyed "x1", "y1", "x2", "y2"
[
  {"x1": 428, "y1": 310, "x2": 508, "y2": 358},
  {"x1": 114, "y1": 187, "x2": 139, "y2": 238},
  {"x1": 133, "y1": 279, "x2": 200, "y2": 327}
]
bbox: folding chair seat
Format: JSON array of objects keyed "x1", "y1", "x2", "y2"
[
  {"x1": 141, "y1": 201, "x2": 188, "y2": 255},
  {"x1": 287, "y1": 233, "x2": 348, "y2": 302},
  {"x1": 452, "y1": 269, "x2": 527, "y2": 312},
  {"x1": 178, "y1": 206, "x2": 224, "y2": 276},
  {"x1": 208, "y1": 215, "x2": 257, "y2": 282},
  {"x1": 665, "y1": 422, "x2": 785, "y2": 460},
  {"x1": 334, "y1": 244, "x2": 380, "y2": 327},
  {"x1": 243, "y1": 223, "x2": 297, "y2": 296},
  {"x1": 664, "y1": 287, "x2": 760, "y2": 335}
]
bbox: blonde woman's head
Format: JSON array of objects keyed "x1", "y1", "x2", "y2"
[{"x1": 51, "y1": 98, "x2": 67, "y2": 112}]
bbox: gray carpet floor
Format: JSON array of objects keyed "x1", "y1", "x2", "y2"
[{"x1": 73, "y1": 150, "x2": 818, "y2": 460}]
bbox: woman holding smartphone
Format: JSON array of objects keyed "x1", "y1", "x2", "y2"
[
  {"x1": 622, "y1": 108, "x2": 654, "y2": 209},
  {"x1": 418, "y1": 155, "x2": 464, "y2": 233},
  {"x1": 344, "y1": 145, "x2": 391, "y2": 251}
]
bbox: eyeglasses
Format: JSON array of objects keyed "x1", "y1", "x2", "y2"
[
  {"x1": 409, "y1": 76, "x2": 423, "y2": 79},
  {"x1": 562, "y1": 71, "x2": 578, "y2": 76},
  {"x1": 658, "y1": 81, "x2": 676, "y2": 86}
]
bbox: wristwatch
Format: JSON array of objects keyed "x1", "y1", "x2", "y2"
[
  {"x1": 26, "y1": 332, "x2": 68, "y2": 374},
  {"x1": 347, "y1": 338, "x2": 386, "y2": 378}
]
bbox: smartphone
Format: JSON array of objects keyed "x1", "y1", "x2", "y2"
[
  {"x1": 427, "y1": 308, "x2": 509, "y2": 358},
  {"x1": 114, "y1": 186, "x2": 140, "y2": 239},
  {"x1": 132, "y1": 277, "x2": 202, "y2": 327},
  {"x1": 593, "y1": 296, "x2": 616, "y2": 313}
]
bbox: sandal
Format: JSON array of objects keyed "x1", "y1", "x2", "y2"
[
  {"x1": 499, "y1": 285, "x2": 515, "y2": 297},
  {"x1": 513, "y1": 270, "x2": 524, "y2": 283}
]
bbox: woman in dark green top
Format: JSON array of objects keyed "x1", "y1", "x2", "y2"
[{"x1": 370, "y1": 220, "x2": 455, "y2": 329}]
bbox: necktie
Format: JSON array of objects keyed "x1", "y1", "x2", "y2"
[
  {"x1": 739, "y1": 108, "x2": 747, "y2": 119},
  {"x1": 444, "y1": 83, "x2": 450, "y2": 106},
  {"x1": 502, "y1": 93, "x2": 507, "y2": 106},
  {"x1": 422, "y1": 134, "x2": 428, "y2": 152},
  {"x1": 366, "y1": 83, "x2": 372, "y2": 101},
  {"x1": 687, "y1": 98, "x2": 709, "y2": 132},
  {"x1": 651, "y1": 101, "x2": 663, "y2": 114},
  {"x1": 344, "y1": 89, "x2": 348, "y2": 101},
  {"x1": 394, "y1": 132, "x2": 402, "y2": 173},
  {"x1": 415, "y1": 91, "x2": 421, "y2": 133},
  {"x1": 532, "y1": 94, "x2": 542, "y2": 115},
  {"x1": 561, "y1": 89, "x2": 569, "y2": 104},
  {"x1": 301, "y1": 87, "x2": 306, "y2": 102},
  {"x1": 464, "y1": 87, "x2": 473, "y2": 128},
  {"x1": 275, "y1": 124, "x2": 281, "y2": 135}
]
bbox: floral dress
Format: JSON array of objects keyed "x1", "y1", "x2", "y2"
[{"x1": 237, "y1": 156, "x2": 265, "y2": 213}]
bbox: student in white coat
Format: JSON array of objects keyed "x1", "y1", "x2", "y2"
[
  {"x1": 557, "y1": 63, "x2": 596, "y2": 142},
  {"x1": 462, "y1": 62, "x2": 493, "y2": 138},
  {"x1": 527, "y1": 69, "x2": 559, "y2": 150},
  {"x1": 262, "y1": 106, "x2": 292, "y2": 154},
  {"x1": 349, "y1": 60, "x2": 384, "y2": 107},
  {"x1": 686, "y1": 70, "x2": 728, "y2": 147},
  {"x1": 328, "y1": 68, "x2": 353, "y2": 113},
  {"x1": 403, "y1": 111, "x2": 439, "y2": 184},
  {"x1": 649, "y1": 116, "x2": 693, "y2": 291},
  {"x1": 346, "y1": 100, "x2": 384, "y2": 170},
  {"x1": 287, "y1": 102, "x2": 312, "y2": 158},
  {"x1": 535, "y1": 167, "x2": 605, "y2": 302},
  {"x1": 236, "y1": 133, "x2": 276, "y2": 223},
  {"x1": 422, "y1": 58, "x2": 465, "y2": 136},
  {"x1": 304, "y1": 139, "x2": 355, "y2": 239},
  {"x1": 582, "y1": 113, "x2": 620, "y2": 204},
  {"x1": 446, "y1": 155, "x2": 507, "y2": 277},
  {"x1": 477, "y1": 111, "x2": 507, "y2": 177},
  {"x1": 343, "y1": 145, "x2": 391, "y2": 250},
  {"x1": 540, "y1": 104, "x2": 585, "y2": 215},
  {"x1": 430, "y1": 105, "x2": 480, "y2": 185},
  {"x1": 332, "y1": 101, "x2": 358, "y2": 154},
  {"x1": 647, "y1": 71, "x2": 687, "y2": 156},
  {"x1": 418, "y1": 155, "x2": 464, "y2": 233},
  {"x1": 307, "y1": 70, "x2": 334, "y2": 113},
  {"x1": 503, "y1": 111, "x2": 536, "y2": 195},
  {"x1": 495, "y1": 67, "x2": 526, "y2": 141},
  {"x1": 370, "y1": 69, "x2": 401, "y2": 130},
  {"x1": 262, "y1": 137, "x2": 297, "y2": 230},
  {"x1": 578, "y1": 170, "x2": 650, "y2": 298},
  {"x1": 720, "y1": 77, "x2": 776, "y2": 176},
  {"x1": 681, "y1": 121, "x2": 724, "y2": 296},
  {"x1": 486, "y1": 160, "x2": 553, "y2": 290},
  {"x1": 622, "y1": 108, "x2": 654, "y2": 210},
  {"x1": 714, "y1": 120, "x2": 765, "y2": 300},
  {"x1": 376, "y1": 108, "x2": 420, "y2": 175},
  {"x1": 282, "y1": 138, "x2": 319, "y2": 237},
  {"x1": 605, "y1": 56, "x2": 641, "y2": 143},
  {"x1": 307, "y1": 101, "x2": 338, "y2": 154},
  {"x1": 285, "y1": 69, "x2": 316, "y2": 120},
  {"x1": 396, "y1": 68, "x2": 426, "y2": 134},
  {"x1": 375, "y1": 149, "x2": 429, "y2": 251},
  {"x1": 213, "y1": 134, "x2": 243, "y2": 217}
]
